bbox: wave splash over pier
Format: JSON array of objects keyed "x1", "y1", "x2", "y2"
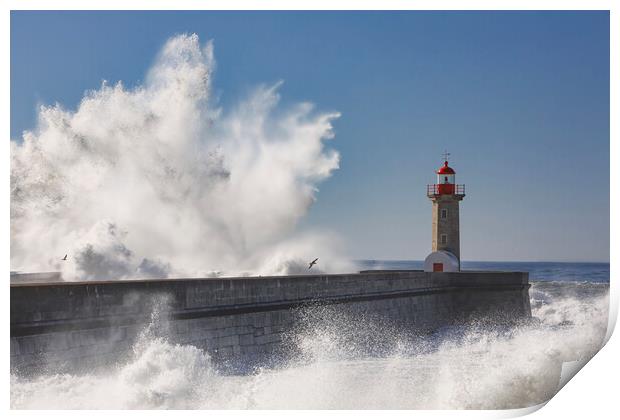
[
  {"x1": 10, "y1": 282, "x2": 609, "y2": 409},
  {"x1": 10, "y1": 34, "x2": 351, "y2": 281}
]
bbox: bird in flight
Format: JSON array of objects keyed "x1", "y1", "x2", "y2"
[
  {"x1": 308, "y1": 258, "x2": 318, "y2": 270},
  {"x1": 61, "y1": 254, "x2": 68, "y2": 261}
]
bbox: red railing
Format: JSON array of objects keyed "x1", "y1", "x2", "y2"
[{"x1": 427, "y1": 184, "x2": 465, "y2": 196}]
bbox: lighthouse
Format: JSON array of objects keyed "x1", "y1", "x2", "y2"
[{"x1": 424, "y1": 152, "x2": 465, "y2": 272}]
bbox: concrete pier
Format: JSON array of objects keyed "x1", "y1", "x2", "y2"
[{"x1": 10, "y1": 270, "x2": 530, "y2": 374}]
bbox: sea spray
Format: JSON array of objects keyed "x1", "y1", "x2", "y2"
[
  {"x1": 10, "y1": 282, "x2": 609, "y2": 409},
  {"x1": 10, "y1": 33, "x2": 352, "y2": 280}
]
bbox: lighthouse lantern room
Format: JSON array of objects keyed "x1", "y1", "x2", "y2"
[{"x1": 424, "y1": 151, "x2": 465, "y2": 272}]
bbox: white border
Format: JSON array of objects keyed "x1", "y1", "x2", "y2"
[
  {"x1": 0, "y1": 0, "x2": 617, "y2": 11},
  {"x1": 2, "y1": 1, "x2": 617, "y2": 419}
]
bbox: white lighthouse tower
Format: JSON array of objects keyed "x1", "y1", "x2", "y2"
[{"x1": 424, "y1": 152, "x2": 465, "y2": 272}]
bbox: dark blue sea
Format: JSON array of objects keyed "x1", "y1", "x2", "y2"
[{"x1": 357, "y1": 260, "x2": 610, "y2": 283}]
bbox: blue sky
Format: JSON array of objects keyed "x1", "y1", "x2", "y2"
[{"x1": 10, "y1": 11, "x2": 610, "y2": 262}]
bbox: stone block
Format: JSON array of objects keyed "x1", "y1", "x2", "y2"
[
  {"x1": 255, "y1": 333, "x2": 281, "y2": 345},
  {"x1": 176, "y1": 321, "x2": 189, "y2": 334},
  {"x1": 217, "y1": 346, "x2": 234, "y2": 357},
  {"x1": 217, "y1": 335, "x2": 239, "y2": 347},
  {"x1": 10, "y1": 338, "x2": 19, "y2": 356},
  {"x1": 239, "y1": 333, "x2": 255, "y2": 346},
  {"x1": 17, "y1": 336, "x2": 36, "y2": 354}
]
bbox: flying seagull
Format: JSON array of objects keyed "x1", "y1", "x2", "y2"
[
  {"x1": 61, "y1": 254, "x2": 68, "y2": 261},
  {"x1": 308, "y1": 258, "x2": 318, "y2": 270}
]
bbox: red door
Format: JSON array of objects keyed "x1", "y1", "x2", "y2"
[{"x1": 433, "y1": 263, "x2": 444, "y2": 272}]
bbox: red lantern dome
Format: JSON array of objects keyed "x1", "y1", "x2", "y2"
[{"x1": 437, "y1": 161, "x2": 455, "y2": 175}]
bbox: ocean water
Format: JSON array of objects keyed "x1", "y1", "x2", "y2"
[
  {"x1": 10, "y1": 261, "x2": 610, "y2": 410},
  {"x1": 359, "y1": 260, "x2": 610, "y2": 283}
]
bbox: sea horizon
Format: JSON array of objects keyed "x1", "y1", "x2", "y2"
[{"x1": 357, "y1": 260, "x2": 610, "y2": 283}]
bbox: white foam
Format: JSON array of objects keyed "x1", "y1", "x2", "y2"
[{"x1": 10, "y1": 33, "x2": 353, "y2": 280}]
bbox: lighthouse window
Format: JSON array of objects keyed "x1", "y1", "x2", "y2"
[
  {"x1": 440, "y1": 234, "x2": 448, "y2": 245},
  {"x1": 441, "y1": 209, "x2": 448, "y2": 219}
]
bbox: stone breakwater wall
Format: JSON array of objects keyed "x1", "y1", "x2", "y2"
[{"x1": 10, "y1": 271, "x2": 530, "y2": 374}]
